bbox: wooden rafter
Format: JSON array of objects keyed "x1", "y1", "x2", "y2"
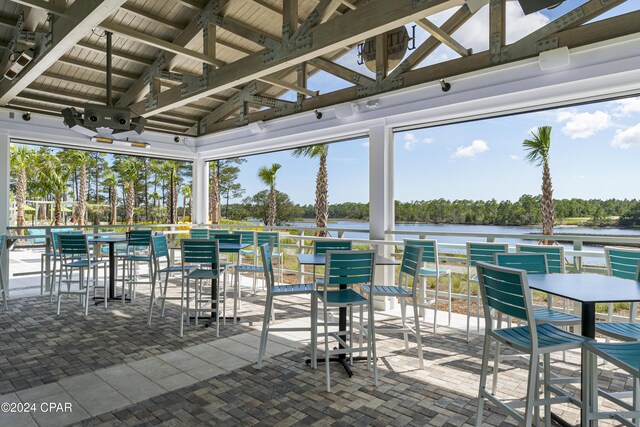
[
  {"x1": 204, "y1": 8, "x2": 640, "y2": 135},
  {"x1": 0, "y1": 0, "x2": 128, "y2": 105},
  {"x1": 7, "y1": 0, "x2": 65, "y2": 15},
  {"x1": 130, "y1": 0, "x2": 456, "y2": 117},
  {"x1": 416, "y1": 18, "x2": 471, "y2": 57},
  {"x1": 308, "y1": 57, "x2": 375, "y2": 86}
]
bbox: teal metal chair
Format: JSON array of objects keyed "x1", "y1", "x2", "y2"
[
  {"x1": 595, "y1": 247, "x2": 640, "y2": 341},
  {"x1": 147, "y1": 235, "x2": 194, "y2": 326},
  {"x1": 359, "y1": 245, "x2": 425, "y2": 369},
  {"x1": 44, "y1": 229, "x2": 83, "y2": 302},
  {"x1": 466, "y1": 242, "x2": 509, "y2": 342},
  {"x1": 313, "y1": 240, "x2": 353, "y2": 285},
  {"x1": 257, "y1": 231, "x2": 283, "y2": 284},
  {"x1": 56, "y1": 234, "x2": 107, "y2": 315},
  {"x1": 314, "y1": 250, "x2": 377, "y2": 392},
  {"x1": 180, "y1": 239, "x2": 222, "y2": 337},
  {"x1": 0, "y1": 235, "x2": 7, "y2": 310},
  {"x1": 583, "y1": 340, "x2": 640, "y2": 425},
  {"x1": 190, "y1": 228, "x2": 210, "y2": 239},
  {"x1": 405, "y1": 239, "x2": 451, "y2": 332},
  {"x1": 215, "y1": 234, "x2": 241, "y2": 322},
  {"x1": 121, "y1": 229, "x2": 153, "y2": 302},
  {"x1": 257, "y1": 243, "x2": 316, "y2": 368},
  {"x1": 209, "y1": 229, "x2": 230, "y2": 237},
  {"x1": 475, "y1": 262, "x2": 589, "y2": 427}
]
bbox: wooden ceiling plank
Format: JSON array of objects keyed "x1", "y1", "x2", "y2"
[
  {"x1": 76, "y1": 40, "x2": 153, "y2": 66},
  {"x1": 40, "y1": 71, "x2": 127, "y2": 92},
  {"x1": 120, "y1": 3, "x2": 185, "y2": 32},
  {"x1": 0, "y1": 0, "x2": 128, "y2": 105},
  {"x1": 7, "y1": 0, "x2": 65, "y2": 15},
  {"x1": 57, "y1": 56, "x2": 139, "y2": 80},
  {"x1": 0, "y1": 15, "x2": 18, "y2": 29}
]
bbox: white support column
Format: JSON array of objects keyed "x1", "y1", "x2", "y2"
[
  {"x1": 369, "y1": 124, "x2": 395, "y2": 310},
  {"x1": 191, "y1": 158, "x2": 209, "y2": 225},
  {"x1": 0, "y1": 131, "x2": 10, "y2": 295}
]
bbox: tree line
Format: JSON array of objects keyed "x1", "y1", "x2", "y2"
[{"x1": 10, "y1": 145, "x2": 192, "y2": 229}]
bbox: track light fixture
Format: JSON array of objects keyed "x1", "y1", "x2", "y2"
[
  {"x1": 439, "y1": 79, "x2": 451, "y2": 92},
  {"x1": 22, "y1": 112, "x2": 31, "y2": 121},
  {"x1": 314, "y1": 109, "x2": 323, "y2": 120}
]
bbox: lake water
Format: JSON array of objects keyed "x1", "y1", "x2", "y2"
[{"x1": 285, "y1": 220, "x2": 640, "y2": 264}]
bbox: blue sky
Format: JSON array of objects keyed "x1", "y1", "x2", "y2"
[{"x1": 233, "y1": 2, "x2": 640, "y2": 205}]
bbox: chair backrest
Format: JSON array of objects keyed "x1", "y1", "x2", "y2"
[
  {"x1": 152, "y1": 234, "x2": 170, "y2": 262},
  {"x1": 58, "y1": 234, "x2": 89, "y2": 258},
  {"x1": 127, "y1": 229, "x2": 152, "y2": 250},
  {"x1": 314, "y1": 239, "x2": 352, "y2": 255},
  {"x1": 51, "y1": 229, "x2": 83, "y2": 252},
  {"x1": 516, "y1": 244, "x2": 565, "y2": 273},
  {"x1": 29, "y1": 228, "x2": 46, "y2": 244},
  {"x1": 605, "y1": 247, "x2": 640, "y2": 281},
  {"x1": 232, "y1": 230, "x2": 255, "y2": 246},
  {"x1": 494, "y1": 253, "x2": 548, "y2": 274},
  {"x1": 190, "y1": 228, "x2": 210, "y2": 239},
  {"x1": 467, "y1": 242, "x2": 509, "y2": 267},
  {"x1": 324, "y1": 250, "x2": 375, "y2": 288},
  {"x1": 476, "y1": 262, "x2": 533, "y2": 328},
  {"x1": 259, "y1": 243, "x2": 275, "y2": 289},
  {"x1": 209, "y1": 229, "x2": 230, "y2": 236},
  {"x1": 214, "y1": 233, "x2": 241, "y2": 245},
  {"x1": 399, "y1": 245, "x2": 423, "y2": 290},
  {"x1": 182, "y1": 239, "x2": 220, "y2": 268},
  {"x1": 405, "y1": 239, "x2": 438, "y2": 265},
  {"x1": 256, "y1": 231, "x2": 279, "y2": 249}
]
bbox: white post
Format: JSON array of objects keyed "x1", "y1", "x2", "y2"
[
  {"x1": 369, "y1": 124, "x2": 395, "y2": 310},
  {"x1": 192, "y1": 158, "x2": 209, "y2": 225},
  {"x1": 0, "y1": 131, "x2": 10, "y2": 295}
]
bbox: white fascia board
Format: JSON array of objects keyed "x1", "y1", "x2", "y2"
[
  {"x1": 0, "y1": 108, "x2": 198, "y2": 161},
  {"x1": 196, "y1": 33, "x2": 640, "y2": 160}
]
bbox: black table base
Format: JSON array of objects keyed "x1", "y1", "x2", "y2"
[
  {"x1": 305, "y1": 353, "x2": 373, "y2": 377},
  {"x1": 93, "y1": 295, "x2": 131, "y2": 305}
]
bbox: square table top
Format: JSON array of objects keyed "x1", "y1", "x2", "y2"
[
  {"x1": 527, "y1": 273, "x2": 640, "y2": 304},
  {"x1": 87, "y1": 236, "x2": 127, "y2": 244},
  {"x1": 297, "y1": 253, "x2": 399, "y2": 266}
]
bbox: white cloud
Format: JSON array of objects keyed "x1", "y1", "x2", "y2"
[
  {"x1": 403, "y1": 133, "x2": 434, "y2": 151},
  {"x1": 452, "y1": 139, "x2": 489, "y2": 159},
  {"x1": 361, "y1": 141, "x2": 369, "y2": 148},
  {"x1": 556, "y1": 110, "x2": 611, "y2": 139},
  {"x1": 612, "y1": 98, "x2": 640, "y2": 117},
  {"x1": 612, "y1": 123, "x2": 640, "y2": 149},
  {"x1": 509, "y1": 154, "x2": 520, "y2": 160},
  {"x1": 452, "y1": 3, "x2": 549, "y2": 53}
]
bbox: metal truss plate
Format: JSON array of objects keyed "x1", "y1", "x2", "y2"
[
  {"x1": 145, "y1": 94, "x2": 158, "y2": 110},
  {"x1": 550, "y1": 7, "x2": 584, "y2": 32},
  {"x1": 536, "y1": 37, "x2": 559, "y2": 53},
  {"x1": 264, "y1": 34, "x2": 313, "y2": 65},
  {"x1": 412, "y1": 0, "x2": 430, "y2": 8}
]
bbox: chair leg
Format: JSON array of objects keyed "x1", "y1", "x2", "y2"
[
  {"x1": 311, "y1": 292, "x2": 318, "y2": 370},
  {"x1": 349, "y1": 306, "x2": 354, "y2": 366},
  {"x1": 215, "y1": 278, "x2": 220, "y2": 338},
  {"x1": 84, "y1": 267, "x2": 90, "y2": 316},
  {"x1": 49, "y1": 257, "x2": 57, "y2": 303},
  {"x1": 476, "y1": 334, "x2": 491, "y2": 427},
  {"x1": 147, "y1": 267, "x2": 158, "y2": 326},
  {"x1": 434, "y1": 275, "x2": 440, "y2": 333},
  {"x1": 323, "y1": 304, "x2": 331, "y2": 392},
  {"x1": 447, "y1": 272, "x2": 452, "y2": 326},
  {"x1": 257, "y1": 293, "x2": 272, "y2": 368},
  {"x1": 368, "y1": 302, "x2": 378, "y2": 386},
  {"x1": 413, "y1": 300, "x2": 424, "y2": 370},
  {"x1": 523, "y1": 353, "x2": 540, "y2": 427},
  {"x1": 180, "y1": 277, "x2": 186, "y2": 337},
  {"x1": 544, "y1": 353, "x2": 551, "y2": 427},
  {"x1": 466, "y1": 275, "x2": 472, "y2": 342},
  {"x1": 222, "y1": 272, "x2": 227, "y2": 326},
  {"x1": 160, "y1": 272, "x2": 169, "y2": 318},
  {"x1": 358, "y1": 303, "x2": 365, "y2": 357}
]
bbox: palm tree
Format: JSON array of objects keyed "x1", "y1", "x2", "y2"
[
  {"x1": 65, "y1": 150, "x2": 90, "y2": 225},
  {"x1": 257, "y1": 163, "x2": 281, "y2": 226},
  {"x1": 292, "y1": 144, "x2": 329, "y2": 236},
  {"x1": 37, "y1": 152, "x2": 72, "y2": 226},
  {"x1": 181, "y1": 184, "x2": 191, "y2": 222},
  {"x1": 163, "y1": 161, "x2": 182, "y2": 224},
  {"x1": 10, "y1": 145, "x2": 32, "y2": 234},
  {"x1": 103, "y1": 170, "x2": 118, "y2": 225},
  {"x1": 523, "y1": 126, "x2": 555, "y2": 239},
  {"x1": 115, "y1": 157, "x2": 139, "y2": 225},
  {"x1": 210, "y1": 161, "x2": 221, "y2": 224}
]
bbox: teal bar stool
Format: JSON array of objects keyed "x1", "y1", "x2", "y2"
[
  {"x1": 0, "y1": 235, "x2": 7, "y2": 310},
  {"x1": 121, "y1": 229, "x2": 153, "y2": 302},
  {"x1": 595, "y1": 247, "x2": 640, "y2": 341},
  {"x1": 257, "y1": 231, "x2": 283, "y2": 284},
  {"x1": 215, "y1": 233, "x2": 241, "y2": 323},
  {"x1": 359, "y1": 245, "x2": 425, "y2": 369},
  {"x1": 405, "y1": 239, "x2": 452, "y2": 332},
  {"x1": 314, "y1": 250, "x2": 377, "y2": 392},
  {"x1": 257, "y1": 243, "x2": 316, "y2": 368},
  {"x1": 45, "y1": 229, "x2": 83, "y2": 302},
  {"x1": 465, "y1": 241, "x2": 509, "y2": 342},
  {"x1": 209, "y1": 229, "x2": 230, "y2": 237},
  {"x1": 147, "y1": 235, "x2": 194, "y2": 326},
  {"x1": 56, "y1": 234, "x2": 107, "y2": 315},
  {"x1": 180, "y1": 239, "x2": 222, "y2": 337},
  {"x1": 313, "y1": 240, "x2": 352, "y2": 285},
  {"x1": 475, "y1": 262, "x2": 589, "y2": 427},
  {"x1": 583, "y1": 341, "x2": 640, "y2": 424}
]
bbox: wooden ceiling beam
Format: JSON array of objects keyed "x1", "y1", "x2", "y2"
[
  {"x1": 131, "y1": 0, "x2": 456, "y2": 117},
  {"x1": 7, "y1": 0, "x2": 65, "y2": 15},
  {"x1": 308, "y1": 57, "x2": 375, "y2": 86},
  {"x1": 0, "y1": 15, "x2": 18, "y2": 29},
  {"x1": 0, "y1": 0, "x2": 128, "y2": 105},
  {"x1": 99, "y1": 21, "x2": 226, "y2": 67},
  {"x1": 416, "y1": 18, "x2": 471, "y2": 57},
  {"x1": 75, "y1": 40, "x2": 154, "y2": 67},
  {"x1": 212, "y1": 15, "x2": 281, "y2": 49},
  {"x1": 176, "y1": 0, "x2": 206, "y2": 11},
  {"x1": 258, "y1": 76, "x2": 318, "y2": 97},
  {"x1": 40, "y1": 71, "x2": 128, "y2": 92}
]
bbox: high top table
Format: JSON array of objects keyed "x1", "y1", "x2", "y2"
[
  {"x1": 527, "y1": 273, "x2": 640, "y2": 427},
  {"x1": 297, "y1": 253, "x2": 399, "y2": 376},
  {"x1": 88, "y1": 236, "x2": 128, "y2": 302}
]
